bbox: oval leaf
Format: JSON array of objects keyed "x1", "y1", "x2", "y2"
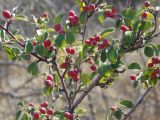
[
  {"x1": 120, "y1": 99, "x2": 134, "y2": 108},
  {"x1": 128, "y1": 62, "x2": 141, "y2": 70}
]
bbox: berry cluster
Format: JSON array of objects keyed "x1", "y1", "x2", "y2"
[
  {"x1": 68, "y1": 10, "x2": 79, "y2": 26},
  {"x1": 44, "y1": 74, "x2": 54, "y2": 87},
  {"x1": 68, "y1": 69, "x2": 80, "y2": 82},
  {"x1": 66, "y1": 47, "x2": 76, "y2": 55},
  {"x1": 148, "y1": 57, "x2": 160, "y2": 68},
  {"x1": 28, "y1": 101, "x2": 54, "y2": 120},
  {"x1": 82, "y1": 4, "x2": 95, "y2": 12},
  {"x1": 105, "y1": 6, "x2": 117, "y2": 18}
]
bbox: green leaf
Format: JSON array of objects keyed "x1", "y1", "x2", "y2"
[
  {"x1": 53, "y1": 14, "x2": 64, "y2": 24},
  {"x1": 98, "y1": 64, "x2": 112, "y2": 76},
  {"x1": 3, "y1": 45, "x2": 16, "y2": 60},
  {"x1": 128, "y1": 62, "x2": 141, "y2": 70},
  {"x1": 0, "y1": 30, "x2": 5, "y2": 39},
  {"x1": 12, "y1": 48, "x2": 21, "y2": 55},
  {"x1": 24, "y1": 42, "x2": 33, "y2": 54},
  {"x1": 21, "y1": 54, "x2": 31, "y2": 61},
  {"x1": 66, "y1": 31, "x2": 75, "y2": 44},
  {"x1": 100, "y1": 28, "x2": 115, "y2": 38},
  {"x1": 27, "y1": 62, "x2": 39, "y2": 76},
  {"x1": 123, "y1": 31, "x2": 135, "y2": 47},
  {"x1": 15, "y1": 110, "x2": 22, "y2": 120},
  {"x1": 114, "y1": 109, "x2": 122, "y2": 120},
  {"x1": 120, "y1": 99, "x2": 134, "y2": 108},
  {"x1": 139, "y1": 21, "x2": 152, "y2": 31},
  {"x1": 43, "y1": 86, "x2": 53, "y2": 96},
  {"x1": 75, "y1": 107, "x2": 87, "y2": 115},
  {"x1": 80, "y1": 74, "x2": 91, "y2": 85},
  {"x1": 107, "y1": 47, "x2": 118, "y2": 64},
  {"x1": 17, "y1": 101, "x2": 24, "y2": 107},
  {"x1": 21, "y1": 112, "x2": 29, "y2": 120},
  {"x1": 144, "y1": 45, "x2": 154, "y2": 57},
  {"x1": 98, "y1": 14, "x2": 105, "y2": 24},
  {"x1": 14, "y1": 14, "x2": 28, "y2": 21},
  {"x1": 35, "y1": 45, "x2": 47, "y2": 57},
  {"x1": 36, "y1": 29, "x2": 48, "y2": 42},
  {"x1": 79, "y1": 12, "x2": 87, "y2": 24},
  {"x1": 122, "y1": 8, "x2": 136, "y2": 19},
  {"x1": 54, "y1": 111, "x2": 65, "y2": 120},
  {"x1": 55, "y1": 34, "x2": 65, "y2": 48},
  {"x1": 101, "y1": 49, "x2": 107, "y2": 62}
]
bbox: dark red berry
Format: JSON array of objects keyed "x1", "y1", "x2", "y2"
[
  {"x1": 85, "y1": 39, "x2": 92, "y2": 45},
  {"x1": 148, "y1": 62, "x2": 154, "y2": 68},
  {"x1": 47, "y1": 74, "x2": 53, "y2": 81},
  {"x1": 90, "y1": 65, "x2": 97, "y2": 72},
  {"x1": 68, "y1": 10, "x2": 76, "y2": 17},
  {"x1": 64, "y1": 112, "x2": 73, "y2": 119},
  {"x1": 120, "y1": 25, "x2": 129, "y2": 32},
  {"x1": 41, "y1": 12, "x2": 48, "y2": 18},
  {"x1": 60, "y1": 62, "x2": 67, "y2": 69},
  {"x1": 94, "y1": 35, "x2": 101, "y2": 42},
  {"x1": 89, "y1": 4, "x2": 95, "y2": 11},
  {"x1": 53, "y1": 24, "x2": 62, "y2": 32},
  {"x1": 105, "y1": 10, "x2": 111, "y2": 17},
  {"x1": 82, "y1": 6, "x2": 89, "y2": 12},
  {"x1": 130, "y1": 74, "x2": 137, "y2": 80},
  {"x1": 33, "y1": 112, "x2": 40, "y2": 120},
  {"x1": 39, "y1": 107, "x2": 46, "y2": 114},
  {"x1": 70, "y1": 48, "x2": 76, "y2": 54},
  {"x1": 40, "y1": 101, "x2": 48, "y2": 108},
  {"x1": 44, "y1": 39, "x2": 52, "y2": 48},
  {"x1": 2, "y1": 10, "x2": 11, "y2": 19},
  {"x1": 32, "y1": 41, "x2": 37, "y2": 46},
  {"x1": 144, "y1": 0, "x2": 150, "y2": 7},
  {"x1": 141, "y1": 12, "x2": 148, "y2": 19},
  {"x1": 103, "y1": 39, "x2": 110, "y2": 46},
  {"x1": 47, "y1": 109, "x2": 54, "y2": 115},
  {"x1": 152, "y1": 57, "x2": 159, "y2": 64},
  {"x1": 44, "y1": 80, "x2": 53, "y2": 87}
]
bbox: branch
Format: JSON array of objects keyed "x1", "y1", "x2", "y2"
[{"x1": 123, "y1": 87, "x2": 152, "y2": 120}]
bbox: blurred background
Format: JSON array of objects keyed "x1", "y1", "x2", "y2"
[{"x1": 0, "y1": 0, "x2": 160, "y2": 120}]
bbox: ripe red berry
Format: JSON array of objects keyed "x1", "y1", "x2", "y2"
[
  {"x1": 112, "y1": 6, "x2": 117, "y2": 14},
  {"x1": 39, "y1": 107, "x2": 46, "y2": 114},
  {"x1": 90, "y1": 65, "x2": 97, "y2": 72},
  {"x1": 47, "y1": 109, "x2": 54, "y2": 115},
  {"x1": 47, "y1": 74, "x2": 53, "y2": 81},
  {"x1": 85, "y1": 39, "x2": 92, "y2": 45},
  {"x1": 130, "y1": 74, "x2": 137, "y2": 80},
  {"x1": 44, "y1": 80, "x2": 53, "y2": 87},
  {"x1": 151, "y1": 69, "x2": 158, "y2": 79},
  {"x1": 148, "y1": 62, "x2": 154, "y2": 68},
  {"x1": 105, "y1": 10, "x2": 111, "y2": 17},
  {"x1": 120, "y1": 25, "x2": 129, "y2": 32},
  {"x1": 40, "y1": 102, "x2": 48, "y2": 108},
  {"x1": 33, "y1": 112, "x2": 40, "y2": 120},
  {"x1": 103, "y1": 39, "x2": 110, "y2": 46},
  {"x1": 144, "y1": 0, "x2": 150, "y2": 7},
  {"x1": 82, "y1": 5, "x2": 89, "y2": 12},
  {"x1": 60, "y1": 62, "x2": 67, "y2": 69},
  {"x1": 89, "y1": 4, "x2": 95, "y2": 11},
  {"x1": 68, "y1": 10, "x2": 76, "y2": 17},
  {"x1": 94, "y1": 35, "x2": 101, "y2": 42},
  {"x1": 73, "y1": 76, "x2": 80, "y2": 82},
  {"x1": 53, "y1": 24, "x2": 62, "y2": 32},
  {"x1": 64, "y1": 112, "x2": 73, "y2": 119},
  {"x1": 32, "y1": 41, "x2": 37, "y2": 46},
  {"x1": 41, "y1": 12, "x2": 48, "y2": 18},
  {"x1": 152, "y1": 57, "x2": 159, "y2": 64},
  {"x1": 69, "y1": 16, "x2": 79, "y2": 26},
  {"x1": 70, "y1": 48, "x2": 76, "y2": 54},
  {"x1": 2, "y1": 10, "x2": 12, "y2": 19},
  {"x1": 141, "y1": 12, "x2": 148, "y2": 19},
  {"x1": 66, "y1": 47, "x2": 71, "y2": 54},
  {"x1": 98, "y1": 44, "x2": 105, "y2": 50},
  {"x1": 44, "y1": 39, "x2": 52, "y2": 48}
]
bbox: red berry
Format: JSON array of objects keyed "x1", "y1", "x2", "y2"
[
  {"x1": 39, "y1": 107, "x2": 46, "y2": 114},
  {"x1": 64, "y1": 112, "x2": 73, "y2": 119},
  {"x1": 89, "y1": 4, "x2": 95, "y2": 11},
  {"x1": 68, "y1": 10, "x2": 76, "y2": 17},
  {"x1": 144, "y1": 0, "x2": 150, "y2": 7},
  {"x1": 90, "y1": 65, "x2": 97, "y2": 71},
  {"x1": 89, "y1": 36, "x2": 95, "y2": 42},
  {"x1": 112, "y1": 6, "x2": 117, "y2": 13},
  {"x1": 85, "y1": 39, "x2": 92, "y2": 45},
  {"x1": 40, "y1": 102, "x2": 48, "y2": 108},
  {"x1": 151, "y1": 69, "x2": 158, "y2": 79},
  {"x1": 70, "y1": 48, "x2": 76, "y2": 54},
  {"x1": 152, "y1": 57, "x2": 159, "y2": 64},
  {"x1": 47, "y1": 74, "x2": 53, "y2": 81},
  {"x1": 44, "y1": 80, "x2": 53, "y2": 87},
  {"x1": 120, "y1": 25, "x2": 129, "y2": 32},
  {"x1": 2, "y1": 10, "x2": 12, "y2": 19},
  {"x1": 103, "y1": 39, "x2": 110, "y2": 46},
  {"x1": 88, "y1": 59, "x2": 94, "y2": 64},
  {"x1": 66, "y1": 47, "x2": 71, "y2": 54},
  {"x1": 82, "y1": 6, "x2": 89, "y2": 12},
  {"x1": 44, "y1": 39, "x2": 52, "y2": 48},
  {"x1": 94, "y1": 35, "x2": 101, "y2": 42},
  {"x1": 73, "y1": 76, "x2": 80, "y2": 82},
  {"x1": 53, "y1": 24, "x2": 62, "y2": 32},
  {"x1": 148, "y1": 62, "x2": 154, "y2": 68},
  {"x1": 130, "y1": 74, "x2": 137, "y2": 80},
  {"x1": 32, "y1": 41, "x2": 37, "y2": 46},
  {"x1": 41, "y1": 12, "x2": 48, "y2": 18},
  {"x1": 105, "y1": 10, "x2": 111, "y2": 17},
  {"x1": 60, "y1": 62, "x2": 67, "y2": 69},
  {"x1": 110, "y1": 12, "x2": 116, "y2": 18},
  {"x1": 98, "y1": 44, "x2": 105, "y2": 50},
  {"x1": 69, "y1": 16, "x2": 79, "y2": 26},
  {"x1": 141, "y1": 12, "x2": 148, "y2": 19},
  {"x1": 33, "y1": 112, "x2": 40, "y2": 120},
  {"x1": 47, "y1": 109, "x2": 54, "y2": 115}
]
